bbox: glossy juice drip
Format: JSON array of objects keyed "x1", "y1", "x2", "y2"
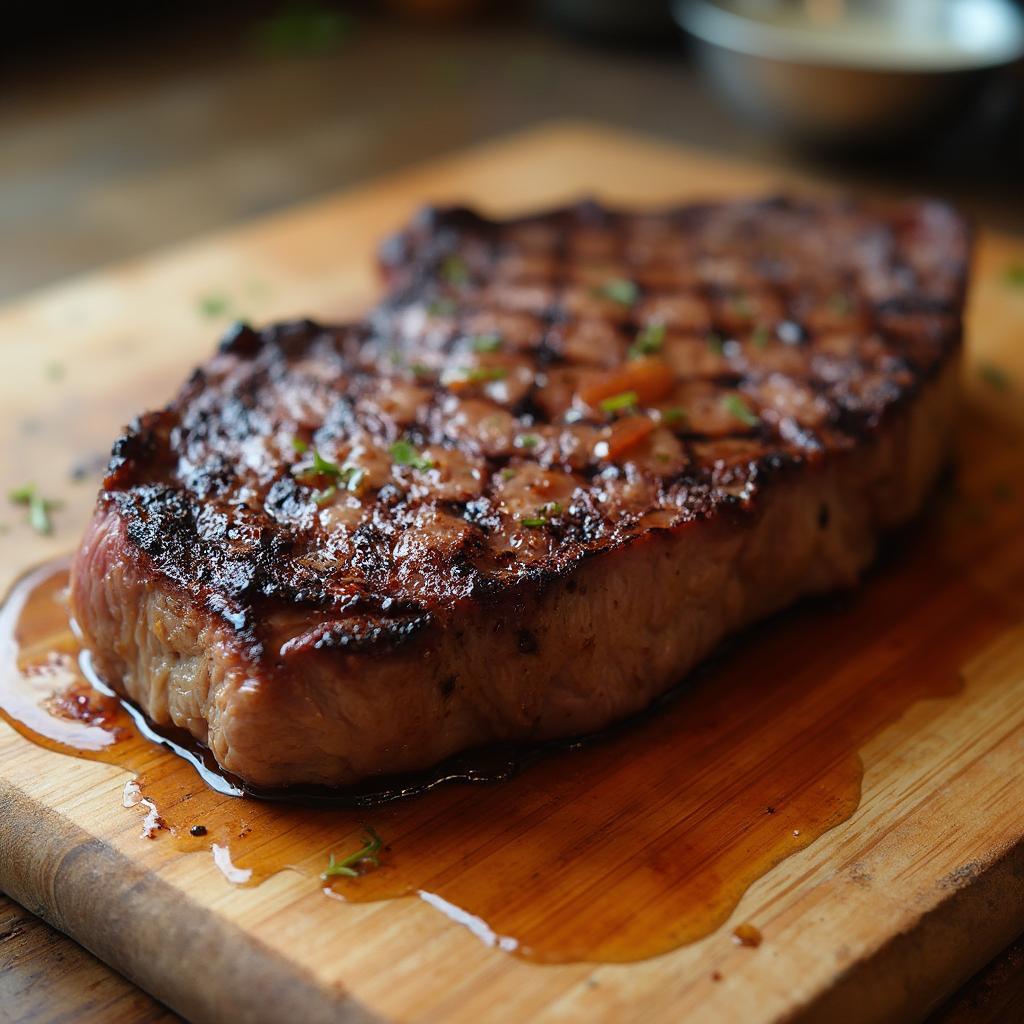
[{"x1": 2, "y1": 417, "x2": 1022, "y2": 964}]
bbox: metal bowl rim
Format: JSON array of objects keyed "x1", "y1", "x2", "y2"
[{"x1": 673, "y1": 0, "x2": 1024, "y2": 72}]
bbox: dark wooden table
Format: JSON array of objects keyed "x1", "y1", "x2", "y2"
[{"x1": 2, "y1": 11, "x2": 1022, "y2": 1022}]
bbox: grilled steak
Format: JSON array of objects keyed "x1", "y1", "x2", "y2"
[{"x1": 70, "y1": 196, "x2": 969, "y2": 790}]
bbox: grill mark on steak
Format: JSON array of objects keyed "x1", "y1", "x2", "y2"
[{"x1": 92, "y1": 196, "x2": 968, "y2": 661}]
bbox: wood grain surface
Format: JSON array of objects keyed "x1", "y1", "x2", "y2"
[
  {"x1": 0, "y1": 893, "x2": 180, "y2": 1024},
  {"x1": 2, "y1": 123, "x2": 1024, "y2": 1024}
]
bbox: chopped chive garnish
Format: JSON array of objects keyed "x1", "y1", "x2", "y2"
[
  {"x1": 978, "y1": 362, "x2": 1011, "y2": 392},
  {"x1": 515, "y1": 433, "x2": 540, "y2": 449},
  {"x1": 312, "y1": 449, "x2": 341, "y2": 476},
  {"x1": 8, "y1": 484, "x2": 34, "y2": 504},
  {"x1": 723, "y1": 394, "x2": 760, "y2": 427},
  {"x1": 599, "y1": 390, "x2": 639, "y2": 414},
  {"x1": 521, "y1": 501, "x2": 563, "y2": 529},
  {"x1": 471, "y1": 333, "x2": 503, "y2": 353},
  {"x1": 312, "y1": 485, "x2": 337, "y2": 506},
  {"x1": 291, "y1": 437, "x2": 309, "y2": 453},
  {"x1": 198, "y1": 293, "x2": 230, "y2": 318},
  {"x1": 410, "y1": 363, "x2": 431, "y2": 376},
  {"x1": 593, "y1": 278, "x2": 639, "y2": 306},
  {"x1": 442, "y1": 254, "x2": 470, "y2": 286},
  {"x1": 28, "y1": 499, "x2": 52, "y2": 535},
  {"x1": 629, "y1": 323, "x2": 666, "y2": 359},
  {"x1": 456, "y1": 366, "x2": 508, "y2": 383},
  {"x1": 500, "y1": 468, "x2": 516, "y2": 481},
  {"x1": 293, "y1": 449, "x2": 365, "y2": 492},
  {"x1": 341, "y1": 467, "x2": 365, "y2": 492},
  {"x1": 8, "y1": 484, "x2": 60, "y2": 535},
  {"x1": 427, "y1": 298, "x2": 458, "y2": 317},
  {"x1": 707, "y1": 331, "x2": 724, "y2": 355},
  {"x1": 389, "y1": 439, "x2": 434, "y2": 471},
  {"x1": 1005, "y1": 263, "x2": 1024, "y2": 288},
  {"x1": 751, "y1": 324, "x2": 770, "y2": 349},
  {"x1": 322, "y1": 827, "x2": 384, "y2": 880},
  {"x1": 662, "y1": 407, "x2": 686, "y2": 424}
]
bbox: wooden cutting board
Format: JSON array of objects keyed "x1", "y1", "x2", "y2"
[{"x1": 2, "y1": 122, "x2": 1024, "y2": 1024}]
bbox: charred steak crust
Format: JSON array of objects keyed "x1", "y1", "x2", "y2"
[{"x1": 71, "y1": 196, "x2": 970, "y2": 788}]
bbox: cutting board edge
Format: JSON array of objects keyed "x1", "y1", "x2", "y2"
[
  {"x1": 794, "y1": 836, "x2": 1024, "y2": 1024},
  {"x1": 0, "y1": 778, "x2": 378, "y2": 1024},
  {"x1": 6, "y1": 755, "x2": 1024, "y2": 1024}
]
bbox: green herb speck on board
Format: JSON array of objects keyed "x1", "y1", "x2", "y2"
[
  {"x1": 978, "y1": 362, "x2": 1011, "y2": 392},
  {"x1": 321, "y1": 827, "x2": 383, "y2": 880}
]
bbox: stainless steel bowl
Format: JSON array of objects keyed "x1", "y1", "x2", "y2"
[{"x1": 673, "y1": 0, "x2": 1024, "y2": 145}]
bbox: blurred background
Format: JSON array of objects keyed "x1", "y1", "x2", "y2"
[{"x1": 2, "y1": 0, "x2": 1023, "y2": 302}]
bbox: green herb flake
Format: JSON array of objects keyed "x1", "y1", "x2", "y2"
[
  {"x1": 410, "y1": 363, "x2": 431, "y2": 377},
  {"x1": 521, "y1": 502, "x2": 562, "y2": 529},
  {"x1": 427, "y1": 298, "x2": 458, "y2": 318},
  {"x1": 390, "y1": 439, "x2": 434, "y2": 471},
  {"x1": 594, "y1": 278, "x2": 639, "y2": 306},
  {"x1": 1005, "y1": 263, "x2": 1024, "y2": 288},
  {"x1": 198, "y1": 293, "x2": 230, "y2": 318},
  {"x1": 730, "y1": 292, "x2": 753, "y2": 318},
  {"x1": 45, "y1": 362, "x2": 65, "y2": 381},
  {"x1": 662, "y1": 407, "x2": 686, "y2": 424},
  {"x1": 471, "y1": 333, "x2": 503, "y2": 353},
  {"x1": 827, "y1": 292, "x2": 852, "y2": 317},
  {"x1": 293, "y1": 448, "x2": 365, "y2": 493},
  {"x1": 455, "y1": 366, "x2": 508, "y2": 384},
  {"x1": 321, "y1": 827, "x2": 384, "y2": 881},
  {"x1": 28, "y1": 499, "x2": 52, "y2": 535},
  {"x1": 599, "y1": 390, "x2": 639, "y2": 415},
  {"x1": 515, "y1": 433, "x2": 540, "y2": 449},
  {"x1": 442, "y1": 254, "x2": 470, "y2": 286},
  {"x1": 9, "y1": 484, "x2": 60, "y2": 536},
  {"x1": 500, "y1": 468, "x2": 516, "y2": 481},
  {"x1": 723, "y1": 394, "x2": 760, "y2": 428},
  {"x1": 9, "y1": 484, "x2": 35, "y2": 504},
  {"x1": 629, "y1": 323, "x2": 666, "y2": 359},
  {"x1": 312, "y1": 449, "x2": 341, "y2": 476},
  {"x1": 751, "y1": 324, "x2": 771, "y2": 349},
  {"x1": 520, "y1": 516, "x2": 548, "y2": 528},
  {"x1": 978, "y1": 362, "x2": 1011, "y2": 392},
  {"x1": 252, "y1": 3, "x2": 356, "y2": 56},
  {"x1": 707, "y1": 331, "x2": 724, "y2": 356},
  {"x1": 291, "y1": 437, "x2": 309, "y2": 454}
]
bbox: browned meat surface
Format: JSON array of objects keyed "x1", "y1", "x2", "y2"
[{"x1": 70, "y1": 196, "x2": 970, "y2": 789}]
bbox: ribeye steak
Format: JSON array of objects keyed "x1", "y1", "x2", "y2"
[{"x1": 70, "y1": 196, "x2": 970, "y2": 789}]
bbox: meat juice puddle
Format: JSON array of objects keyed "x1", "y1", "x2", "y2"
[{"x1": 1, "y1": 456, "x2": 1021, "y2": 964}]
